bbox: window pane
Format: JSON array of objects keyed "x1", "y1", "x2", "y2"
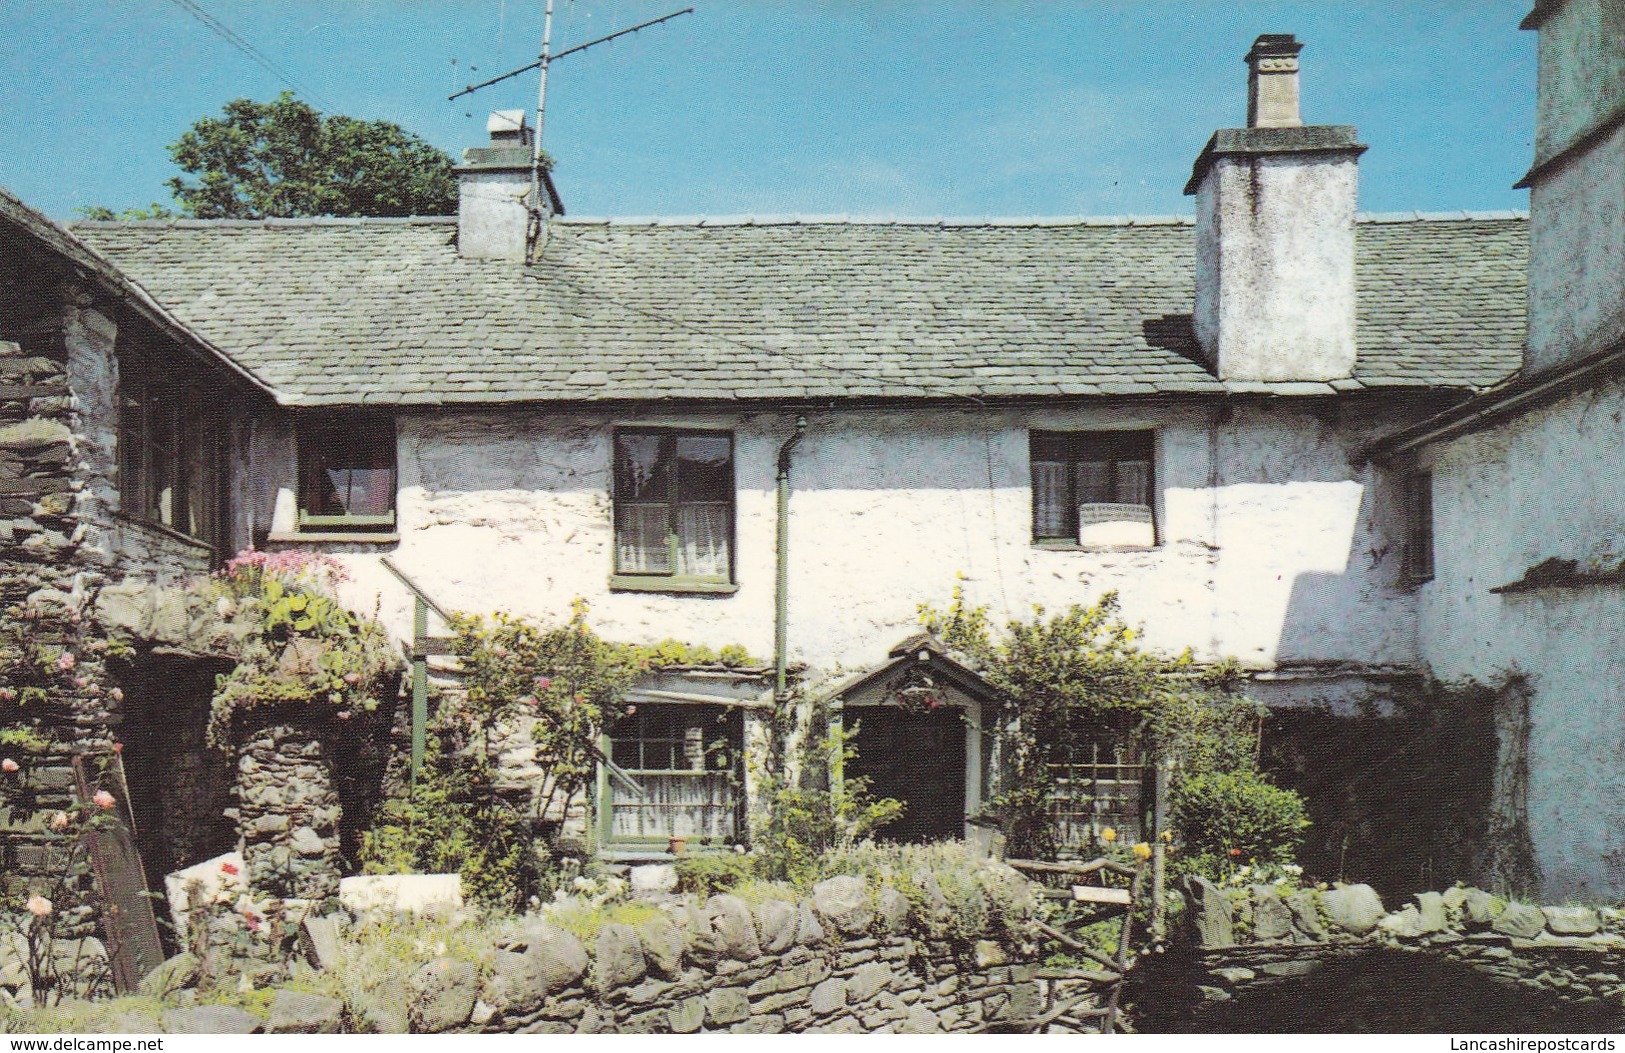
[
  {"x1": 616, "y1": 433, "x2": 668, "y2": 500},
  {"x1": 1032, "y1": 461, "x2": 1069, "y2": 538},
  {"x1": 675, "y1": 503, "x2": 730, "y2": 577},
  {"x1": 674, "y1": 435, "x2": 732, "y2": 502},
  {"x1": 616, "y1": 504, "x2": 672, "y2": 573},
  {"x1": 1115, "y1": 460, "x2": 1151, "y2": 507},
  {"x1": 299, "y1": 416, "x2": 397, "y2": 523},
  {"x1": 1075, "y1": 461, "x2": 1113, "y2": 505}
]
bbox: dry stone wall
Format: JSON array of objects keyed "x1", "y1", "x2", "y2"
[{"x1": 1168, "y1": 876, "x2": 1625, "y2": 1011}]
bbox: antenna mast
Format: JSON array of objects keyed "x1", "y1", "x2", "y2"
[{"x1": 531, "y1": 0, "x2": 555, "y2": 214}]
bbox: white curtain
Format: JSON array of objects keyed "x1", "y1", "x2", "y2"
[
  {"x1": 616, "y1": 505, "x2": 671, "y2": 572},
  {"x1": 1032, "y1": 462, "x2": 1068, "y2": 537},
  {"x1": 676, "y1": 503, "x2": 730, "y2": 577}
]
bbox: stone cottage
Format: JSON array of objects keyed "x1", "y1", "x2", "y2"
[
  {"x1": 0, "y1": 31, "x2": 1555, "y2": 889},
  {"x1": 1363, "y1": 0, "x2": 1625, "y2": 902}
]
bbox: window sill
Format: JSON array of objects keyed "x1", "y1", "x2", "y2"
[
  {"x1": 1033, "y1": 540, "x2": 1161, "y2": 553},
  {"x1": 266, "y1": 531, "x2": 401, "y2": 545},
  {"x1": 610, "y1": 575, "x2": 739, "y2": 596}
]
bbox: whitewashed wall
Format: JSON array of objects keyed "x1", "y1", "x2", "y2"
[
  {"x1": 1416, "y1": 373, "x2": 1625, "y2": 901},
  {"x1": 246, "y1": 399, "x2": 1426, "y2": 702}
]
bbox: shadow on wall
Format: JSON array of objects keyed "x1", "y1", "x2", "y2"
[{"x1": 1259, "y1": 676, "x2": 1540, "y2": 903}]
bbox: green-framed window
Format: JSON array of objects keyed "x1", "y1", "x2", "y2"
[
  {"x1": 296, "y1": 414, "x2": 397, "y2": 533},
  {"x1": 1030, "y1": 430, "x2": 1157, "y2": 548},
  {"x1": 611, "y1": 428, "x2": 735, "y2": 592},
  {"x1": 601, "y1": 705, "x2": 742, "y2": 845}
]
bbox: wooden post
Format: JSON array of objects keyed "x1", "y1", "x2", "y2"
[
  {"x1": 411, "y1": 595, "x2": 428, "y2": 792},
  {"x1": 1152, "y1": 760, "x2": 1170, "y2": 943}
]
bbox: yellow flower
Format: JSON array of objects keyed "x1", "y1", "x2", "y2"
[
  {"x1": 1100, "y1": 827, "x2": 1118, "y2": 843},
  {"x1": 1160, "y1": 830, "x2": 1173, "y2": 843},
  {"x1": 1132, "y1": 842, "x2": 1153, "y2": 862}
]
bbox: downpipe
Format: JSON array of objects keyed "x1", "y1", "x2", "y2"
[{"x1": 774, "y1": 415, "x2": 808, "y2": 703}]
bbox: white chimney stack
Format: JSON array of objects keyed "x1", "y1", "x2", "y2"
[
  {"x1": 1186, "y1": 35, "x2": 1367, "y2": 383},
  {"x1": 455, "y1": 110, "x2": 540, "y2": 261}
]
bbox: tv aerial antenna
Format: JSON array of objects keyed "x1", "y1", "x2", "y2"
[{"x1": 451, "y1": 2, "x2": 694, "y2": 218}]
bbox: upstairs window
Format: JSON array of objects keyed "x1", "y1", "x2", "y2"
[
  {"x1": 118, "y1": 346, "x2": 226, "y2": 551},
  {"x1": 1031, "y1": 430, "x2": 1157, "y2": 548},
  {"x1": 297, "y1": 415, "x2": 397, "y2": 533},
  {"x1": 1402, "y1": 471, "x2": 1435, "y2": 583},
  {"x1": 612, "y1": 429, "x2": 735, "y2": 592}
]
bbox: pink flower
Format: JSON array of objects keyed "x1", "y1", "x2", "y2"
[
  {"x1": 220, "y1": 862, "x2": 239, "y2": 876},
  {"x1": 92, "y1": 790, "x2": 115, "y2": 809},
  {"x1": 56, "y1": 652, "x2": 75, "y2": 672},
  {"x1": 0, "y1": 688, "x2": 16, "y2": 703},
  {"x1": 110, "y1": 742, "x2": 123, "y2": 754},
  {"x1": 342, "y1": 672, "x2": 361, "y2": 685},
  {"x1": 534, "y1": 677, "x2": 553, "y2": 692},
  {"x1": 336, "y1": 711, "x2": 351, "y2": 721},
  {"x1": 72, "y1": 677, "x2": 88, "y2": 689},
  {"x1": 49, "y1": 812, "x2": 69, "y2": 831},
  {"x1": 1, "y1": 758, "x2": 18, "y2": 773},
  {"x1": 25, "y1": 895, "x2": 51, "y2": 918}
]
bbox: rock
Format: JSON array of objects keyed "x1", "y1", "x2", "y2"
[
  {"x1": 1543, "y1": 905, "x2": 1601, "y2": 936},
  {"x1": 1185, "y1": 875, "x2": 1234, "y2": 948},
  {"x1": 300, "y1": 915, "x2": 344, "y2": 970},
  {"x1": 706, "y1": 894, "x2": 761, "y2": 960},
  {"x1": 629, "y1": 864, "x2": 678, "y2": 895},
  {"x1": 0, "y1": 418, "x2": 71, "y2": 451},
  {"x1": 795, "y1": 902, "x2": 826, "y2": 945},
  {"x1": 1442, "y1": 886, "x2": 1471, "y2": 910},
  {"x1": 973, "y1": 939, "x2": 1008, "y2": 968},
  {"x1": 634, "y1": 914, "x2": 685, "y2": 978},
  {"x1": 138, "y1": 952, "x2": 200, "y2": 998},
  {"x1": 482, "y1": 949, "x2": 547, "y2": 1016},
  {"x1": 809, "y1": 977, "x2": 847, "y2": 1015},
  {"x1": 848, "y1": 962, "x2": 894, "y2": 1003},
  {"x1": 875, "y1": 887, "x2": 912, "y2": 934},
  {"x1": 1416, "y1": 891, "x2": 1448, "y2": 933},
  {"x1": 813, "y1": 875, "x2": 874, "y2": 934},
  {"x1": 1197, "y1": 985, "x2": 1231, "y2": 1002},
  {"x1": 1213, "y1": 966, "x2": 1256, "y2": 985},
  {"x1": 1251, "y1": 886, "x2": 1293, "y2": 941},
  {"x1": 706, "y1": 986, "x2": 750, "y2": 1026},
  {"x1": 754, "y1": 898, "x2": 798, "y2": 954},
  {"x1": 1287, "y1": 890, "x2": 1324, "y2": 938},
  {"x1": 339, "y1": 874, "x2": 463, "y2": 915},
  {"x1": 594, "y1": 923, "x2": 647, "y2": 992},
  {"x1": 898, "y1": 1005, "x2": 944, "y2": 1033},
  {"x1": 1380, "y1": 905, "x2": 1424, "y2": 939},
  {"x1": 408, "y1": 957, "x2": 479, "y2": 1032},
  {"x1": 1262, "y1": 960, "x2": 1318, "y2": 978},
  {"x1": 161, "y1": 1005, "x2": 264, "y2": 1034},
  {"x1": 289, "y1": 827, "x2": 327, "y2": 857},
  {"x1": 268, "y1": 989, "x2": 344, "y2": 1034},
  {"x1": 1321, "y1": 884, "x2": 1385, "y2": 936},
  {"x1": 1493, "y1": 902, "x2": 1549, "y2": 939},
  {"x1": 469, "y1": 1000, "x2": 495, "y2": 1027},
  {"x1": 1464, "y1": 888, "x2": 1504, "y2": 926},
  {"x1": 525, "y1": 924, "x2": 588, "y2": 991},
  {"x1": 668, "y1": 995, "x2": 705, "y2": 1034}
]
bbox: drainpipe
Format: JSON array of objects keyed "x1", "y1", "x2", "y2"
[{"x1": 774, "y1": 415, "x2": 808, "y2": 702}]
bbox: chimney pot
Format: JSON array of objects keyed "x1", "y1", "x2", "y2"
[
  {"x1": 454, "y1": 110, "x2": 538, "y2": 261},
  {"x1": 1246, "y1": 33, "x2": 1304, "y2": 128}
]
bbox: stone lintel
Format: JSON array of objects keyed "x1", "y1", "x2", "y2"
[{"x1": 1184, "y1": 126, "x2": 1367, "y2": 195}]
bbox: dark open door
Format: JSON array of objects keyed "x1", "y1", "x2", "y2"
[{"x1": 848, "y1": 706, "x2": 966, "y2": 843}]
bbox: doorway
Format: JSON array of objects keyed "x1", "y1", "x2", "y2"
[{"x1": 848, "y1": 706, "x2": 967, "y2": 843}]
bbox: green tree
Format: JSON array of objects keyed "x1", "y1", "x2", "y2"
[{"x1": 166, "y1": 92, "x2": 460, "y2": 218}]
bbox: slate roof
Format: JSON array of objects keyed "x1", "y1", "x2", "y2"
[{"x1": 73, "y1": 211, "x2": 1528, "y2": 407}]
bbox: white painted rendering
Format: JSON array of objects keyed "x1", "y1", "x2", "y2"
[
  {"x1": 1531, "y1": 0, "x2": 1625, "y2": 167},
  {"x1": 1193, "y1": 153, "x2": 1360, "y2": 382},
  {"x1": 1416, "y1": 373, "x2": 1625, "y2": 900},
  {"x1": 1525, "y1": 119, "x2": 1625, "y2": 374},
  {"x1": 455, "y1": 167, "x2": 532, "y2": 261},
  {"x1": 248, "y1": 400, "x2": 1428, "y2": 703}
]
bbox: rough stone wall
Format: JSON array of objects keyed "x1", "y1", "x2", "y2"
[
  {"x1": 235, "y1": 724, "x2": 342, "y2": 901},
  {"x1": 1417, "y1": 373, "x2": 1625, "y2": 900},
  {"x1": 265, "y1": 399, "x2": 1435, "y2": 707},
  {"x1": 1169, "y1": 877, "x2": 1625, "y2": 1011}
]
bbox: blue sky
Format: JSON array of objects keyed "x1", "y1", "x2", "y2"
[{"x1": 2, "y1": 2, "x2": 1535, "y2": 221}]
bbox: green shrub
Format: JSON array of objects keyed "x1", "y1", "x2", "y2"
[
  {"x1": 1171, "y1": 768, "x2": 1311, "y2": 877},
  {"x1": 674, "y1": 851, "x2": 755, "y2": 897}
]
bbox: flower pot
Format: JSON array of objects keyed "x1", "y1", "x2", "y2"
[{"x1": 668, "y1": 836, "x2": 687, "y2": 856}]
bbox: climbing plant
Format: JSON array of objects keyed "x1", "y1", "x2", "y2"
[
  {"x1": 206, "y1": 549, "x2": 399, "y2": 748},
  {"x1": 918, "y1": 586, "x2": 1307, "y2": 870}
]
